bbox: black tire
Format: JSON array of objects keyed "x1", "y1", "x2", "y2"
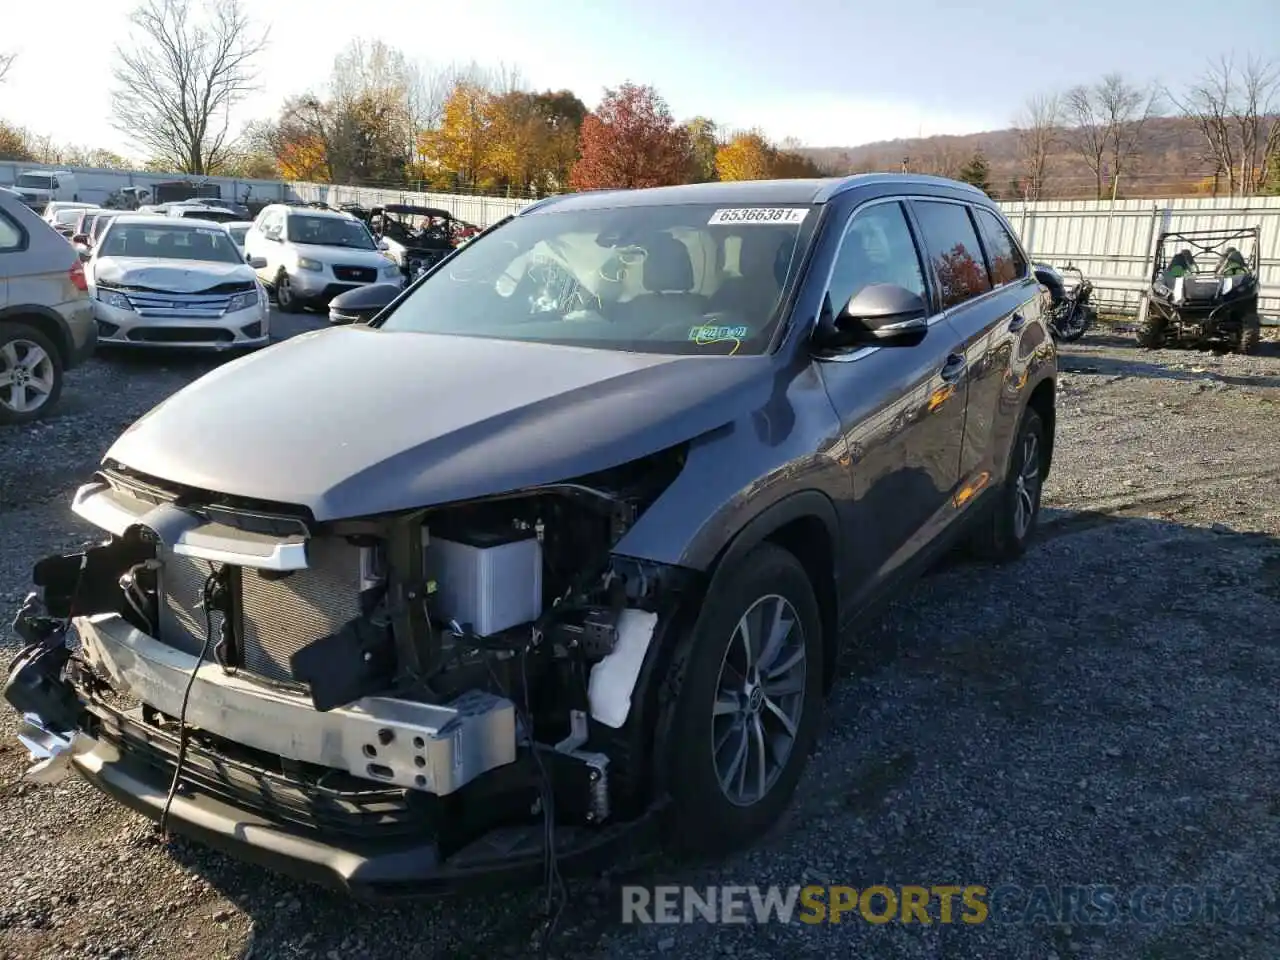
[
  {"x1": 969, "y1": 406, "x2": 1046, "y2": 563},
  {"x1": 1135, "y1": 296, "x2": 1166, "y2": 349},
  {"x1": 274, "y1": 270, "x2": 301, "y2": 313},
  {"x1": 662, "y1": 542, "x2": 825, "y2": 857},
  {"x1": 1236, "y1": 313, "x2": 1261, "y2": 355},
  {"x1": 1056, "y1": 305, "x2": 1090, "y2": 343},
  {"x1": 0, "y1": 323, "x2": 64, "y2": 426}
]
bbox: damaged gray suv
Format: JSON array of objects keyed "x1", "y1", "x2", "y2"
[{"x1": 7, "y1": 174, "x2": 1056, "y2": 897}]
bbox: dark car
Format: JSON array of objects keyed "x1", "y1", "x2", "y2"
[
  {"x1": 6, "y1": 174, "x2": 1056, "y2": 898},
  {"x1": 327, "y1": 281, "x2": 401, "y2": 324}
]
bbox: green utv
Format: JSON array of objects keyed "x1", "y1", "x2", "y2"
[{"x1": 1135, "y1": 226, "x2": 1263, "y2": 354}]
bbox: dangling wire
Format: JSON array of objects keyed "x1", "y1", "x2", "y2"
[{"x1": 158, "y1": 562, "x2": 219, "y2": 840}]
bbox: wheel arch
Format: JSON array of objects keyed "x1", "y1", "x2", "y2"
[
  {"x1": 703, "y1": 490, "x2": 843, "y2": 694},
  {"x1": 1025, "y1": 375, "x2": 1056, "y2": 478},
  {"x1": 0, "y1": 305, "x2": 73, "y2": 369}
]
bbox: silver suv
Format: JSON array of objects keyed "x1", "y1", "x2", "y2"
[
  {"x1": 243, "y1": 204, "x2": 403, "y2": 313},
  {"x1": 0, "y1": 189, "x2": 96, "y2": 424}
]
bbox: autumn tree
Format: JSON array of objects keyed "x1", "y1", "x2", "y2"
[
  {"x1": 685, "y1": 117, "x2": 719, "y2": 181},
  {"x1": 1063, "y1": 73, "x2": 1160, "y2": 199},
  {"x1": 1170, "y1": 54, "x2": 1280, "y2": 196},
  {"x1": 771, "y1": 138, "x2": 824, "y2": 178},
  {"x1": 111, "y1": 0, "x2": 268, "y2": 174},
  {"x1": 1014, "y1": 92, "x2": 1059, "y2": 200},
  {"x1": 715, "y1": 129, "x2": 775, "y2": 181},
  {"x1": 261, "y1": 40, "x2": 419, "y2": 185},
  {"x1": 423, "y1": 81, "x2": 498, "y2": 189},
  {"x1": 0, "y1": 124, "x2": 32, "y2": 162},
  {"x1": 569, "y1": 83, "x2": 692, "y2": 190}
]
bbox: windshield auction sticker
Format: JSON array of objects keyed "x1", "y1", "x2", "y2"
[{"x1": 708, "y1": 208, "x2": 809, "y2": 225}]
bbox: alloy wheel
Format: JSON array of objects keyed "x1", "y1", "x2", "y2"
[
  {"x1": 0, "y1": 338, "x2": 56, "y2": 416},
  {"x1": 712, "y1": 594, "x2": 808, "y2": 807},
  {"x1": 1013, "y1": 432, "x2": 1041, "y2": 539}
]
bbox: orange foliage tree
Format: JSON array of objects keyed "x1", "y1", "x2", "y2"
[
  {"x1": 715, "y1": 130, "x2": 774, "y2": 181},
  {"x1": 716, "y1": 129, "x2": 824, "y2": 181},
  {"x1": 569, "y1": 83, "x2": 692, "y2": 190}
]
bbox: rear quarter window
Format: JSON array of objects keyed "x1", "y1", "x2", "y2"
[
  {"x1": 973, "y1": 207, "x2": 1028, "y2": 286},
  {"x1": 0, "y1": 209, "x2": 26, "y2": 252}
]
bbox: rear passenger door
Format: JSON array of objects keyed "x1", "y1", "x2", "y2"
[{"x1": 907, "y1": 199, "x2": 1019, "y2": 498}]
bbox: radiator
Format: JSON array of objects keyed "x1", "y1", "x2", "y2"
[{"x1": 158, "y1": 538, "x2": 365, "y2": 688}]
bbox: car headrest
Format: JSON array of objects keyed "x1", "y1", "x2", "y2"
[{"x1": 643, "y1": 234, "x2": 694, "y2": 293}]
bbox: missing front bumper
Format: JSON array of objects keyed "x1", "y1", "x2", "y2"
[{"x1": 76, "y1": 612, "x2": 517, "y2": 796}]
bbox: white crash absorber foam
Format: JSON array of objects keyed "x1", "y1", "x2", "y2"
[{"x1": 587, "y1": 609, "x2": 659, "y2": 729}]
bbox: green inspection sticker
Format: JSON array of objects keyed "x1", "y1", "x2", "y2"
[{"x1": 689, "y1": 324, "x2": 749, "y2": 343}]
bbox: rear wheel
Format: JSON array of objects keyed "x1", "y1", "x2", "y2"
[
  {"x1": 663, "y1": 542, "x2": 824, "y2": 857},
  {"x1": 970, "y1": 406, "x2": 1045, "y2": 563},
  {"x1": 0, "y1": 323, "x2": 64, "y2": 426},
  {"x1": 1236, "y1": 313, "x2": 1261, "y2": 355},
  {"x1": 1135, "y1": 295, "x2": 1166, "y2": 349}
]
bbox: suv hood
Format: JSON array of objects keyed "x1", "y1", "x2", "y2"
[
  {"x1": 94, "y1": 257, "x2": 256, "y2": 291},
  {"x1": 105, "y1": 327, "x2": 774, "y2": 520}
]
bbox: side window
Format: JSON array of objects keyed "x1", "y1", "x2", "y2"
[
  {"x1": 910, "y1": 200, "x2": 992, "y2": 310},
  {"x1": 0, "y1": 211, "x2": 25, "y2": 252},
  {"x1": 974, "y1": 207, "x2": 1027, "y2": 286},
  {"x1": 826, "y1": 201, "x2": 927, "y2": 317}
]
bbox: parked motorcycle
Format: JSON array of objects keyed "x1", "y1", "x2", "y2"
[{"x1": 1033, "y1": 262, "x2": 1096, "y2": 342}]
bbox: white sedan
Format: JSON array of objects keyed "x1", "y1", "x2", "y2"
[{"x1": 87, "y1": 215, "x2": 271, "y2": 350}]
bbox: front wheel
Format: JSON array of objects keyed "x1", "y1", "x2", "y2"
[{"x1": 663, "y1": 542, "x2": 825, "y2": 857}]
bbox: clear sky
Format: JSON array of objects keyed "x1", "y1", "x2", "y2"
[{"x1": 3, "y1": 0, "x2": 1279, "y2": 160}]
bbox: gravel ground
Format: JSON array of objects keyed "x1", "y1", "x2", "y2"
[{"x1": 2, "y1": 319, "x2": 1280, "y2": 960}]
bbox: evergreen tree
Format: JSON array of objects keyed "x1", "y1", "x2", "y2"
[{"x1": 958, "y1": 151, "x2": 992, "y2": 194}]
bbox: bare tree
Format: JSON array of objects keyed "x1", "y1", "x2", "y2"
[
  {"x1": 1171, "y1": 54, "x2": 1280, "y2": 195},
  {"x1": 0, "y1": 51, "x2": 15, "y2": 85},
  {"x1": 913, "y1": 140, "x2": 964, "y2": 179},
  {"x1": 1014, "y1": 92, "x2": 1060, "y2": 200},
  {"x1": 1062, "y1": 85, "x2": 1108, "y2": 199},
  {"x1": 111, "y1": 0, "x2": 268, "y2": 175},
  {"x1": 1063, "y1": 74, "x2": 1159, "y2": 200}
]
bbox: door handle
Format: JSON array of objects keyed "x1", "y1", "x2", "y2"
[
  {"x1": 1008, "y1": 311, "x2": 1027, "y2": 332},
  {"x1": 940, "y1": 354, "x2": 967, "y2": 382}
]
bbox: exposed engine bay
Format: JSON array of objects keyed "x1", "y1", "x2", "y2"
[{"x1": 5, "y1": 443, "x2": 700, "y2": 887}]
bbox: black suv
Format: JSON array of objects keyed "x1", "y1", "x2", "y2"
[{"x1": 7, "y1": 174, "x2": 1056, "y2": 896}]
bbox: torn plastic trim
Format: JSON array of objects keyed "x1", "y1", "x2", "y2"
[
  {"x1": 71, "y1": 481, "x2": 309, "y2": 572},
  {"x1": 17, "y1": 712, "x2": 97, "y2": 785},
  {"x1": 75, "y1": 613, "x2": 517, "y2": 795}
]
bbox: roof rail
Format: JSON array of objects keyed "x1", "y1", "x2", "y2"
[{"x1": 814, "y1": 172, "x2": 987, "y2": 203}]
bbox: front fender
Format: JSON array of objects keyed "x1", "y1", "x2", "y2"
[{"x1": 610, "y1": 360, "x2": 849, "y2": 573}]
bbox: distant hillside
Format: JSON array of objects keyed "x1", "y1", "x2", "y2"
[{"x1": 802, "y1": 116, "x2": 1227, "y2": 200}]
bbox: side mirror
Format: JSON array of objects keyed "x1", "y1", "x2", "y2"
[
  {"x1": 247, "y1": 255, "x2": 267, "y2": 268},
  {"x1": 72, "y1": 233, "x2": 88, "y2": 245},
  {"x1": 377, "y1": 237, "x2": 390, "y2": 250},
  {"x1": 820, "y1": 283, "x2": 929, "y2": 349}
]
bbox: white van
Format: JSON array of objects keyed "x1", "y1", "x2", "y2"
[{"x1": 10, "y1": 170, "x2": 81, "y2": 212}]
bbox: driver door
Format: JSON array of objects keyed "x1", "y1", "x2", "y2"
[{"x1": 814, "y1": 199, "x2": 969, "y2": 608}]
